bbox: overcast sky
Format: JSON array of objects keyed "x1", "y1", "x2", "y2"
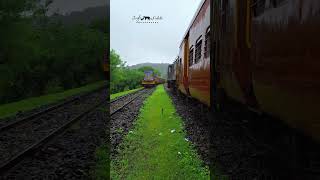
[{"x1": 111, "y1": 0, "x2": 202, "y2": 65}]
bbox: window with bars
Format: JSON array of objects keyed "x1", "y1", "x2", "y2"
[
  {"x1": 204, "y1": 27, "x2": 210, "y2": 58},
  {"x1": 195, "y1": 37, "x2": 202, "y2": 64},
  {"x1": 189, "y1": 47, "x2": 194, "y2": 66}
]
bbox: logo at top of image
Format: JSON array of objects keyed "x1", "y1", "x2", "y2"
[{"x1": 132, "y1": 15, "x2": 163, "y2": 24}]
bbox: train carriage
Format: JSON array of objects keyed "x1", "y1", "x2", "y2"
[
  {"x1": 155, "y1": 76, "x2": 165, "y2": 85},
  {"x1": 168, "y1": 0, "x2": 320, "y2": 143},
  {"x1": 249, "y1": 0, "x2": 320, "y2": 141},
  {"x1": 167, "y1": 61, "x2": 177, "y2": 89},
  {"x1": 174, "y1": 0, "x2": 211, "y2": 105},
  {"x1": 212, "y1": 0, "x2": 320, "y2": 141}
]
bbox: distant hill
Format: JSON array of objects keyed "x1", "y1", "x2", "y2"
[
  {"x1": 50, "y1": 5, "x2": 108, "y2": 25},
  {"x1": 129, "y1": 63, "x2": 170, "y2": 79}
]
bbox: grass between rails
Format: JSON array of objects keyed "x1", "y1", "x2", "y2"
[
  {"x1": 93, "y1": 145, "x2": 109, "y2": 180},
  {"x1": 110, "y1": 87, "x2": 143, "y2": 100},
  {"x1": 110, "y1": 85, "x2": 210, "y2": 179},
  {"x1": 0, "y1": 81, "x2": 106, "y2": 119}
]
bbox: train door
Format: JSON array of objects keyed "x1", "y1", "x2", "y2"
[
  {"x1": 210, "y1": 0, "x2": 219, "y2": 110},
  {"x1": 237, "y1": 0, "x2": 258, "y2": 108},
  {"x1": 183, "y1": 35, "x2": 190, "y2": 95},
  {"x1": 223, "y1": 0, "x2": 258, "y2": 108}
]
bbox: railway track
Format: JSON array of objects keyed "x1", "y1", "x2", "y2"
[
  {"x1": 0, "y1": 86, "x2": 107, "y2": 131},
  {"x1": 0, "y1": 87, "x2": 107, "y2": 175},
  {"x1": 110, "y1": 88, "x2": 153, "y2": 116},
  {"x1": 110, "y1": 87, "x2": 155, "y2": 157}
]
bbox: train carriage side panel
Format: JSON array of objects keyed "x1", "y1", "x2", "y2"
[
  {"x1": 168, "y1": 63, "x2": 176, "y2": 88},
  {"x1": 174, "y1": 58, "x2": 180, "y2": 89},
  {"x1": 183, "y1": 36, "x2": 190, "y2": 95},
  {"x1": 250, "y1": 0, "x2": 320, "y2": 141},
  {"x1": 188, "y1": 0, "x2": 211, "y2": 106},
  {"x1": 217, "y1": 0, "x2": 253, "y2": 106}
]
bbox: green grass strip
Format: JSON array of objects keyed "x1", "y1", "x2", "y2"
[
  {"x1": 110, "y1": 85, "x2": 210, "y2": 179},
  {"x1": 93, "y1": 145, "x2": 110, "y2": 180},
  {"x1": 0, "y1": 81, "x2": 106, "y2": 119},
  {"x1": 110, "y1": 87, "x2": 143, "y2": 100}
]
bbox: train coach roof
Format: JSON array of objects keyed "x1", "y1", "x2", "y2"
[{"x1": 179, "y1": 0, "x2": 208, "y2": 47}]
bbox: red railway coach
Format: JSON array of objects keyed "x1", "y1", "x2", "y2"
[
  {"x1": 176, "y1": 0, "x2": 211, "y2": 106},
  {"x1": 212, "y1": 0, "x2": 320, "y2": 142},
  {"x1": 170, "y1": 0, "x2": 320, "y2": 142}
]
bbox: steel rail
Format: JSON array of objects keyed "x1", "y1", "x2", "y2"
[
  {"x1": 111, "y1": 88, "x2": 153, "y2": 116},
  {"x1": 0, "y1": 99, "x2": 107, "y2": 175},
  {"x1": 0, "y1": 86, "x2": 107, "y2": 132},
  {"x1": 110, "y1": 88, "x2": 145, "y2": 104}
]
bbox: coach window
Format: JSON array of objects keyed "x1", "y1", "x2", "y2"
[
  {"x1": 189, "y1": 47, "x2": 194, "y2": 66},
  {"x1": 204, "y1": 27, "x2": 210, "y2": 58},
  {"x1": 252, "y1": 0, "x2": 266, "y2": 17},
  {"x1": 195, "y1": 36, "x2": 202, "y2": 64}
]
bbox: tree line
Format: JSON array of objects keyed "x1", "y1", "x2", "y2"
[
  {"x1": 0, "y1": 0, "x2": 107, "y2": 104},
  {"x1": 110, "y1": 49, "x2": 160, "y2": 94}
]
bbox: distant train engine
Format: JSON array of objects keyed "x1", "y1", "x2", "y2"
[{"x1": 142, "y1": 70, "x2": 156, "y2": 88}]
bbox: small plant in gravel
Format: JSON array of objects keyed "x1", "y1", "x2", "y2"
[
  {"x1": 115, "y1": 127, "x2": 124, "y2": 134},
  {"x1": 110, "y1": 85, "x2": 210, "y2": 179}
]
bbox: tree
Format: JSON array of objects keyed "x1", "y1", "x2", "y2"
[
  {"x1": 138, "y1": 66, "x2": 161, "y2": 77},
  {"x1": 110, "y1": 50, "x2": 146, "y2": 94},
  {"x1": 0, "y1": 1, "x2": 107, "y2": 104}
]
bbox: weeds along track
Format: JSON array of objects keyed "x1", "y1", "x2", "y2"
[
  {"x1": 0, "y1": 86, "x2": 107, "y2": 130},
  {"x1": 110, "y1": 88, "x2": 153, "y2": 116},
  {"x1": 0, "y1": 87, "x2": 108, "y2": 174},
  {"x1": 110, "y1": 87, "x2": 154, "y2": 156}
]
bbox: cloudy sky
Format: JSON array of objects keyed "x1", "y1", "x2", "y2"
[{"x1": 111, "y1": 0, "x2": 202, "y2": 65}]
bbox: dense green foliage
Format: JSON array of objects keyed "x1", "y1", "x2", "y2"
[
  {"x1": 110, "y1": 50, "x2": 160, "y2": 94},
  {"x1": 0, "y1": 0, "x2": 107, "y2": 104},
  {"x1": 136, "y1": 66, "x2": 161, "y2": 77},
  {"x1": 130, "y1": 63, "x2": 169, "y2": 78}
]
